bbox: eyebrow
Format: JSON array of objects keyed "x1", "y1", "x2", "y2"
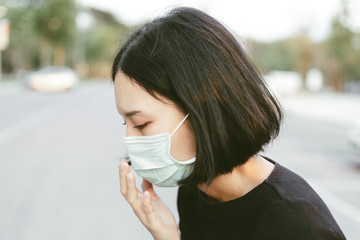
[{"x1": 124, "y1": 110, "x2": 142, "y2": 117}]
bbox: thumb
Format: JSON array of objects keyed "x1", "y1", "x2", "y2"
[
  {"x1": 141, "y1": 179, "x2": 153, "y2": 191},
  {"x1": 141, "y1": 179, "x2": 159, "y2": 200}
]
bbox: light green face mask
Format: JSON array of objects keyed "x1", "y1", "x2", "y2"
[{"x1": 123, "y1": 114, "x2": 195, "y2": 187}]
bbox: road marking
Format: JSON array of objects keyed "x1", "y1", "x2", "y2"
[{"x1": 309, "y1": 180, "x2": 360, "y2": 225}]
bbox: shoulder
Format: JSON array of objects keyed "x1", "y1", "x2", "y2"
[
  {"x1": 253, "y1": 200, "x2": 346, "y2": 240},
  {"x1": 253, "y1": 158, "x2": 346, "y2": 239},
  {"x1": 265, "y1": 158, "x2": 328, "y2": 205}
]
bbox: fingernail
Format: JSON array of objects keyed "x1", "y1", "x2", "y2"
[{"x1": 127, "y1": 173, "x2": 131, "y2": 181}]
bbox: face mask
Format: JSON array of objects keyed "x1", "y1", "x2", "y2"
[{"x1": 124, "y1": 114, "x2": 195, "y2": 187}]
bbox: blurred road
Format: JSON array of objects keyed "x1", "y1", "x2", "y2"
[{"x1": 0, "y1": 81, "x2": 359, "y2": 239}]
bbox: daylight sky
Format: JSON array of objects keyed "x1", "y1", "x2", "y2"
[{"x1": 77, "y1": 0, "x2": 360, "y2": 42}]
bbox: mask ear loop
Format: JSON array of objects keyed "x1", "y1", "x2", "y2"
[{"x1": 170, "y1": 114, "x2": 189, "y2": 138}]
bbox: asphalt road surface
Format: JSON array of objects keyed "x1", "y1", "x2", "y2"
[{"x1": 0, "y1": 81, "x2": 359, "y2": 239}]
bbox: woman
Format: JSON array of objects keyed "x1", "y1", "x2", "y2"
[{"x1": 112, "y1": 7, "x2": 345, "y2": 240}]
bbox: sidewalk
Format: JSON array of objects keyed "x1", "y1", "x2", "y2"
[{"x1": 278, "y1": 92, "x2": 360, "y2": 126}]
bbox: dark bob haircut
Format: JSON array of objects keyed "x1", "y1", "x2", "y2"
[{"x1": 112, "y1": 7, "x2": 283, "y2": 186}]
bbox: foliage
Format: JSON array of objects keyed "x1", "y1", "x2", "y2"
[
  {"x1": 250, "y1": 0, "x2": 359, "y2": 92},
  {"x1": 322, "y1": 0, "x2": 360, "y2": 91},
  {"x1": 1, "y1": 0, "x2": 359, "y2": 83},
  {"x1": 2, "y1": 3, "x2": 41, "y2": 72},
  {"x1": 2, "y1": 0, "x2": 77, "y2": 71},
  {"x1": 250, "y1": 32, "x2": 314, "y2": 90},
  {"x1": 249, "y1": 39, "x2": 297, "y2": 73},
  {"x1": 33, "y1": 0, "x2": 77, "y2": 45},
  {"x1": 82, "y1": 8, "x2": 128, "y2": 64},
  {"x1": 76, "y1": 8, "x2": 133, "y2": 78},
  {"x1": 1, "y1": 0, "x2": 133, "y2": 78}
]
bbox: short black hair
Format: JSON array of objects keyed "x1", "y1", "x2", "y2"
[{"x1": 112, "y1": 7, "x2": 283, "y2": 186}]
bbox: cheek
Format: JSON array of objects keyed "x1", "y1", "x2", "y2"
[
  {"x1": 146, "y1": 120, "x2": 174, "y2": 136},
  {"x1": 170, "y1": 125, "x2": 196, "y2": 161},
  {"x1": 126, "y1": 126, "x2": 139, "y2": 137}
]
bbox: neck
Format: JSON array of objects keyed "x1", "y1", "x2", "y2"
[{"x1": 197, "y1": 156, "x2": 274, "y2": 202}]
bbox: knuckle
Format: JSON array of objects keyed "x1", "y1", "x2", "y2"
[
  {"x1": 143, "y1": 207, "x2": 150, "y2": 215},
  {"x1": 127, "y1": 198, "x2": 135, "y2": 205},
  {"x1": 144, "y1": 204, "x2": 152, "y2": 214}
]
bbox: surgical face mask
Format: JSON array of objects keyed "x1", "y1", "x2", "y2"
[{"x1": 124, "y1": 114, "x2": 195, "y2": 187}]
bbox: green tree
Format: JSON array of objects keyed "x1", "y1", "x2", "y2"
[
  {"x1": 76, "y1": 7, "x2": 132, "y2": 78},
  {"x1": 286, "y1": 32, "x2": 314, "y2": 91},
  {"x1": 323, "y1": 0, "x2": 359, "y2": 91},
  {"x1": 2, "y1": 0, "x2": 77, "y2": 73},
  {"x1": 249, "y1": 39, "x2": 297, "y2": 73},
  {"x1": 3, "y1": 2, "x2": 41, "y2": 73},
  {"x1": 2, "y1": 0, "x2": 132, "y2": 79},
  {"x1": 249, "y1": 32, "x2": 315, "y2": 91},
  {"x1": 33, "y1": 0, "x2": 77, "y2": 66}
]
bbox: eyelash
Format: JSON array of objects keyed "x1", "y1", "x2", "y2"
[
  {"x1": 122, "y1": 121, "x2": 148, "y2": 130},
  {"x1": 134, "y1": 123, "x2": 148, "y2": 130}
]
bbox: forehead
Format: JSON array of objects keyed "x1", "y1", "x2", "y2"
[{"x1": 113, "y1": 71, "x2": 170, "y2": 116}]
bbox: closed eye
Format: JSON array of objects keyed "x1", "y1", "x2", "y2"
[{"x1": 134, "y1": 123, "x2": 148, "y2": 130}]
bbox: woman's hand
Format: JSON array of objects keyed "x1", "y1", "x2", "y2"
[{"x1": 119, "y1": 160, "x2": 180, "y2": 240}]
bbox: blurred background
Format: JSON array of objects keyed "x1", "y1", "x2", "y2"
[{"x1": 0, "y1": 0, "x2": 359, "y2": 239}]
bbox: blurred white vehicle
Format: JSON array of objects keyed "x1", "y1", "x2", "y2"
[
  {"x1": 348, "y1": 119, "x2": 360, "y2": 161},
  {"x1": 25, "y1": 66, "x2": 79, "y2": 91}
]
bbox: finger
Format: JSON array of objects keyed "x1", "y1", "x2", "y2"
[
  {"x1": 119, "y1": 160, "x2": 130, "y2": 196},
  {"x1": 126, "y1": 173, "x2": 148, "y2": 223},
  {"x1": 141, "y1": 179, "x2": 153, "y2": 192},
  {"x1": 141, "y1": 179, "x2": 159, "y2": 201},
  {"x1": 126, "y1": 173, "x2": 141, "y2": 207},
  {"x1": 144, "y1": 191, "x2": 161, "y2": 230}
]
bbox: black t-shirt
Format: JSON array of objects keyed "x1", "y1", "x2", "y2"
[{"x1": 177, "y1": 157, "x2": 346, "y2": 240}]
